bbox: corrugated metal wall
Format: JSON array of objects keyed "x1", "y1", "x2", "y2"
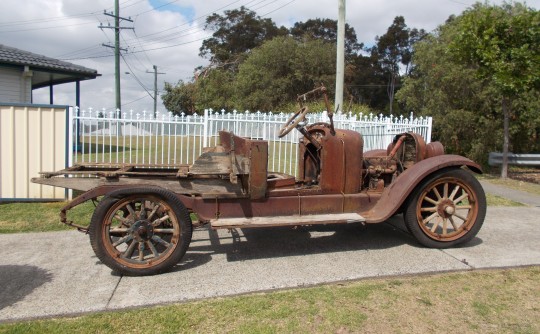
[{"x1": 0, "y1": 104, "x2": 69, "y2": 200}]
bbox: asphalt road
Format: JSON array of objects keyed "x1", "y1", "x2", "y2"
[{"x1": 1, "y1": 202, "x2": 539, "y2": 322}]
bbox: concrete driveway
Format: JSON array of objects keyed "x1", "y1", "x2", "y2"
[{"x1": 1, "y1": 204, "x2": 539, "y2": 322}]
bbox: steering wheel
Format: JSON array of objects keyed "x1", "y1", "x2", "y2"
[{"x1": 278, "y1": 106, "x2": 309, "y2": 138}]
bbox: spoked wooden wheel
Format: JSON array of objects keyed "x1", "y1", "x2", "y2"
[
  {"x1": 89, "y1": 188, "x2": 192, "y2": 276},
  {"x1": 404, "y1": 169, "x2": 486, "y2": 248}
]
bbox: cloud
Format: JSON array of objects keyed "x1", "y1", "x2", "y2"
[{"x1": 0, "y1": 0, "x2": 535, "y2": 112}]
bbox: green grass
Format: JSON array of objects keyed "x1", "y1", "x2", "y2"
[
  {"x1": 0, "y1": 201, "x2": 95, "y2": 233},
  {"x1": 485, "y1": 193, "x2": 525, "y2": 207},
  {"x1": 0, "y1": 267, "x2": 538, "y2": 333},
  {"x1": 75, "y1": 135, "x2": 205, "y2": 165}
]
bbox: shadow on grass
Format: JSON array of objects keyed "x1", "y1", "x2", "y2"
[{"x1": 78, "y1": 143, "x2": 131, "y2": 154}]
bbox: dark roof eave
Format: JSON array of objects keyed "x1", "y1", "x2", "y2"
[
  {"x1": 28, "y1": 64, "x2": 99, "y2": 77},
  {"x1": 0, "y1": 44, "x2": 99, "y2": 76},
  {"x1": 31, "y1": 73, "x2": 101, "y2": 89}
]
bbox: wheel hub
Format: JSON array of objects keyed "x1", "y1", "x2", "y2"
[
  {"x1": 131, "y1": 220, "x2": 154, "y2": 241},
  {"x1": 437, "y1": 199, "x2": 455, "y2": 218}
]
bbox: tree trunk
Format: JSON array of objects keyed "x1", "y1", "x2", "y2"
[
  {"x1": 501, "y1": 96, "x2": 510, "y2": 179},
  {"x1": 387, "y1": 73, "x2": 396, "y2": 114}
]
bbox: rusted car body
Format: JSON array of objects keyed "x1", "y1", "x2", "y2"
[{"x1": 32, "y1": 87, "x2": 486, "y2": 276}]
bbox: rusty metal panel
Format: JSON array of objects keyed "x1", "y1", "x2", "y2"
[
  {"x1": 218, "y1": 131, "x2": 268, "y2": 199},
  {"x1": 362, "y1": 155, "x2": 482, "y2": 223},
  {"x1": 190, "y1": 192, "x2": 380, "y2": 222},
  {"x1": 425, "y1": 142, "x2": 445, "y2": 159},
  {"x1": 299, "y1": 126, "x2": 363, "y2": 194},
  {"x1": 247, "y1": 140, "x2": 267, "y2": 199},
  {"x1": 32, "y1": 174, "x2": 247, "y2": 198}
]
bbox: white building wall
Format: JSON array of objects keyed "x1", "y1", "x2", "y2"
[{"x1": 0, "y1": 66, "x2": 31, "y2": 103}]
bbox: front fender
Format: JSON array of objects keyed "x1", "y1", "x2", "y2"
[{"x1": 362, "y1": 155, "x2": 482, "y2": 223}]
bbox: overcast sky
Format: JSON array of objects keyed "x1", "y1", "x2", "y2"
[{"x1": 1, "y1": 0, "x2": 537, "y2": 114}]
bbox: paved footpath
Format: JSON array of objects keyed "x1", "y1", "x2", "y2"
[{"x1": 0, "y1": 184, "x2": 539, "y2": 322}]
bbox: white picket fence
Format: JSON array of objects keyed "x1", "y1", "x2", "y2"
[{"x1": 72, "y1": 107, "x2": 432, "y2": 177}]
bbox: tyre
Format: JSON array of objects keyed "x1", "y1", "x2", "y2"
[
  {"x1": 404, "y1": 168, "x2": 486, "y2": 248},
  {"x1": 89, "y1": 187, "x2": 192, "y2": 276}
]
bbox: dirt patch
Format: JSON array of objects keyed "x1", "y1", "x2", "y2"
[
  {"x1": 490, "y1": 167, "x2": 540, "y2": 184},
  {"x1": 509, "y1": 170, "x2": 540, "y2": 184}
]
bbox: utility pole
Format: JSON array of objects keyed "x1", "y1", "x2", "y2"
[
  {"x1": 99, "y1": 0, "x2": 133, "y2": 115},
  {"x1": 334, "y1": 0, "x2": 346, "y2": 113},
  {"x1": 146, "y1": 65, "x2": 166, "y2": 119}
]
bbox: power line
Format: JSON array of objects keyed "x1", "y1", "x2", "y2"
[
  {"x1": 54, "y1": 44, "x2": 104, "y2": 59},
  {"x1": 128, "y1": 36, "x2": 210, "y2": 54},
  {"x1": 125, "y1": 0, "x2": 244, "y2": 41},
  {"x1": 120, "y1": 0, "x2": 276, "y2": 49},
  {"x1": 0, "y1": 20, "x2": 96, "y2": 33},
  {"x1": 15, "y1": 0, "x2": 296, "y2": 63},
  {"x1": 120, "y1": 34, "x2": 149, "y2": 72},
  {"x1": 59, "y1": 54, "x2": 115, "y2": 61},
  {"x1": 106, "y1": 0, "x2": 296, "y2": 55},
  {"x1": 261, "y1": 0, "x2": 297, "y2": 16},
  {"x1": 132, "y1": 0, "x2": 182, "y2": 17},
  {"x1": 0, "y1": 12, "x2": 97, "y2": 27},
  {"x1": 124, "y1": 0, "x2": 266, "y2": 42},
  {"x1": 122, "y1": 93, "x2": 151, "y2": 107},
  {"x1": 447, "y1": 0, "x2": 471, "y2": 6},
  {"x1": 121, "y1": 54, "x2": 153, "y2": 98}
]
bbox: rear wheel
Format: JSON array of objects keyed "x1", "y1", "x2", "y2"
[
  {"x1": 89, "y1": 188, "x2": 192, "y2": 276},
  {"x1": 404, "y1": 169, "x2": 486, "y2": 248}
]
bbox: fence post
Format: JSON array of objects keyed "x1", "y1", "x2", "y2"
[
  {"x1": 67, "y1": 106, "x2": 74, "y2": 168},
  {"x1": 203, "y1": 108, "x2": 209, "y2": 148},
  {"x1": 426, "y1": 117, "x2": 433, "y2": 143},
  {"x1": 384, "y1": 114, "x2": 392, "y2": 148}
]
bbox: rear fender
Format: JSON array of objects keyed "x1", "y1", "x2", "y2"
[
  {"x1": 60, "y1": 184, "x2": 172, "y2": 232},
  {"x1": 362, "y1": 155, "x2": 482, "y2": 223}
]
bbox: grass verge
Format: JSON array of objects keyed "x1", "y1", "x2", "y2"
[
  {"x1": 481, "y1": 174, "x2": 540, "y2": 196},
  {"x1": 485, "y1": 193, "x2": 525, "y2": 207},
  {"x1": 0, "y1": 201, "x2": 94, "y2": 234},
  {"x1": 0, "y1": 267, "x2": 538, "y2": 333}
]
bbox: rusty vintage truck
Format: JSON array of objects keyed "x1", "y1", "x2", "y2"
[{"x1": 32, "y1": 87, "x2": 486, "y2": 276}]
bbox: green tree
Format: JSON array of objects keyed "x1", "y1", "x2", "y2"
[
  {"x1": 195, "y1": 68, "x2": 237, "y2": 112},
  {"x1": 290, "y1": 18, "x2": 362, "y2": 57},
  {"x1": 346, "y1": 53, "x2": 387, "y2": 110},
  {"x1": 199, "y1": 6, "x2": 287, "y2": 66},
  {"x1": 370, "y1": 16, "x2": 426, "y2": 114},
  {"x1": 397, "y1": 21, "x2": 502, "y2": 164},
  {"x1": 234, "y1": 36, "x2": 336, "y2": 111},
  {"x1": 450, "y1": 2, "x2": 540, "y2": 177},
  {"x1": 161, "y1": 80, "x2": 197, "y2": 115},
  {"x1": 398, "y1": 3, "x2": 540, "y2": 168}
]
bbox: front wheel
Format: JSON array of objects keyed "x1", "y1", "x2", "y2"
[
  {"x1": 89, "y1": 188, "x2": 192, "y2": 276},
  {"x1": 404, "y1": 169, "x2": 486, "y2": 248}
]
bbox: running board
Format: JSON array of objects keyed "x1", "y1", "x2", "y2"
[{"x1": 210, "y1": 213, "x2": 365, "y2": 229}]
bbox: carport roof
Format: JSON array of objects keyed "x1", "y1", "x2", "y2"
[{"x1": 0, "y1": 44, "x2": 100, "y2": 89}]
